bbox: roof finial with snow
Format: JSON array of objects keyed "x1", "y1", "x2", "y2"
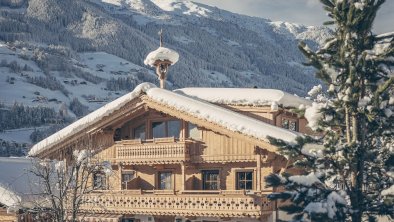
[
  {"x1": 144, "y1": 29, "x2": 179, "y2": 89},
  {"x1": 159, "y1": 29, "x2": 163, "y2": 47}
]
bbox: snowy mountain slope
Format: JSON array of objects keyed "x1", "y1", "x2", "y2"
[{"x1": 0, "y1": 0, "x2": 332, "y2": 154}]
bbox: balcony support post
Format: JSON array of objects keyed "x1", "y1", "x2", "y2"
[
  {"x1": 256, "y1": 154, "x2": 261, "y2": 191},
  {"x1": 181, "y1": 163, "x2": 186, "y2": 191},
  {"x1": 118, "y1": 163, "x2": 122, "y2": 190}
]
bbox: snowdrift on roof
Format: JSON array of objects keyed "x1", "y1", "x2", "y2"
[{"x1": 175, "y1": 87, "x2": 312, "y2": 107}]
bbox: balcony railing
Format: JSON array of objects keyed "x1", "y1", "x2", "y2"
[
  {"x1": 111, "y1": 137, "x2": 190, "y2": 164},
  {"x1": 79, "y1": 190, "x2": 273, "y2": 218}
]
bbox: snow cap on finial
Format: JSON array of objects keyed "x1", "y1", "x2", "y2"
[
  {"x1": 144, "y1": 29, "x2": 179, "y2": 89},
  {"x1": 144, "y1": 30, "x2": 179, "y2": 67}
]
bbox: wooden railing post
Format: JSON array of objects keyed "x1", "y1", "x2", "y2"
[
  {"x1": 256, "y1": 154, "x2": 261, "y2": 191},
  {"x1": 181, "y1": 163, "x2": 186, "y2": 191}
]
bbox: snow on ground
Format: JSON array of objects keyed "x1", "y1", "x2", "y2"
[
  {"x1": 173, "y1": 35, "x2": 195, "y2": 44},
  {"x1": 79, "y1": 52, "x2": 143, "y2": 78},
  {"x1": 200, "y1": 69, "x2": 233, "y2": 86},
  {"x1": 151, "y1": 0, "x2": 211, "y2": 17},
  {"x1": 0, "y1": 127, "x2": 45, "y2": 143},
  {"x1": 0, "y1": 68, "x2": 68, "y2": 109},
  {"x1": 175, "y1": 87, "x2": 312, "y2": 107},
  {"x1": 29, "y1": 82, "x2": 302, "y2": 156},
  {"x1": 224, "y1": 39, "x2": 240, "y2": 47}
]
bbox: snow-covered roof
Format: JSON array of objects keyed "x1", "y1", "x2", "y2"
[
  {"x1": 29, "y1": 83, "x2": 302, "y2": 156},
  {"x1": 144, "y1": 46, "x2": 179, "y2": 67},
  {"x1": 29, "y1": 83, "x2": 155, "y2": 156},
  {"x1": 175, "y1": 87, "x2": 312, "y2": 107},
  {"x1": 147, "y1": 88, "x2": 302, "y2": 143},
  {"x1": 0, "y1": 157, "x2": 35, "y2": 208}
]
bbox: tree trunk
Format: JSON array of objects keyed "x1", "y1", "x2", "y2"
[{"x1": 350, "y1": 114, "x2": 366, "y2": 222}]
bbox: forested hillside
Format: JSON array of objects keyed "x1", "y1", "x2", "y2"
[{"x1": 0, "y1": 0, "x2": 331, "y2": 156}]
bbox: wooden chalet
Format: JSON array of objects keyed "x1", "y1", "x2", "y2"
[
  {"x1": 27, "y1": 37, "x2": 313, "y2": 222},
  {"x1": 27, "y1": 82, "x2": 313, "y2": 222}
]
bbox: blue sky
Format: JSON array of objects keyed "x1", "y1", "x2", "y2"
[{"x1": 193, "y1": 0, "x2": 393, "y2": 34}]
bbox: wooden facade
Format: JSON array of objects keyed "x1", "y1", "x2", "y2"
[{"x1": 30, "y1": 93, "x2": 309, "y2": 222}]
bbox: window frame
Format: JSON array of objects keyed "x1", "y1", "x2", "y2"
[
  {"x1": 93, "y1": 171, "x2": 107, "y2": 190},
  {"x1": 202, "y1": 170, "x2": 220, "y2": 190},
  {"x1": 281, "y1": 117, "x2": 298, "y2": 131},
  {"x1": 132, "y1": 123, "x2": 146, "y2": 140},
  {"x1": 121, "y1": 170, "x2": 136, "y2": 190},
  {"x1": 235, "y1": 170, "x2": 254, "y2": 190},
  {"x1": 157, "y1": 171, "x2": 173, "y2": 190},
  {"x1": 150, "y1": 119, "x2": 181, "y2": 139}
]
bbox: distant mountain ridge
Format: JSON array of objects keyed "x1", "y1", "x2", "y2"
[{"x1": 0, "y1": 0, "x2": 332, "y2": 152}]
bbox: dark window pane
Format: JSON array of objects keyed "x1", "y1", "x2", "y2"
[
  {"x1": 282, "y1": 119, "x2": 289, "y2": 129},
  {"x1": 246, "y1": 181, "x2": 253, "y2": 189},
  {"x1": 133, "y1": 124, "x2": 145, "y2": 140},
  {"x1": 93, "y1": 173, "x2": 106, "y2": 189},
  {"x1": 289, "y1": 121, "x2": 297, "y2": 131},
  {"x1": 246, "y1": 172, "x2": 253, "y2": 180},
  {"x1": 152, "y1": 122, "x2": 165, "y2": 138},
  {"x1": 168, "y1": 120, "x2": 181, "y2": 138}
]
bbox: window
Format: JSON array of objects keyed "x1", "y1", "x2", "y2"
[
  {"x1": 289, "y1": 121, "x2": 297, "y2": 131},
  {"x1": 188, "y1": 123, "x2": 201, "y2": 140},
  {"x1": 122, "y1": 219, "x2": 134, "y2": 222},
  {"x1": 152, "y1": 120, "x2": 181, "y2": 138},
  {"x1": 282, "y1": 119, "x2": 297, "y2": 131},
  {"x1": 121, "y1": 171, "x2": 135, "y2": 189},
  {"x1": 158, "y1": 172, "x2": 172, "y2": 190},
  {"x1": 133, "y1": 124, "x2": 145, "y2": 140},
  {"x1": 168, "y1": 120, "x2": 181, "y2": 138},
  {"x1": 93, "y1": 172, "x2": 106, "y2": 189},
  {"x1": 114, "y1": 128, "x2": 121, "y2": 141},
  {"x1": 152, "y1": 121, "x2": 166, "y2": 138},
  {"x1": 202, "y1": 170, "x2": 220, "y2": 190},
  {"x1": 236, "y1": 171, "x2": 253, "y2": 190},
  {"x1": 282, "y1": 119, "x2": 289, "y2": 129}
]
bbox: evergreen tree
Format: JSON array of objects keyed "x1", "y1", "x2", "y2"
[{"x1": 265, "y1": 0, "x2": 393, "y2": 221}]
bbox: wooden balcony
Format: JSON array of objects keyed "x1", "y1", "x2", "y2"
[
  {"x1": 79, "y1": 190, "x2": 273, "y2": 219},
  {"x1": 110, "y1": 137, "x2": 190, "y2": 165}
]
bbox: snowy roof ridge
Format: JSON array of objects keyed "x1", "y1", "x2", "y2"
[
  {"x1": 29, "y1": 83, "x2": 302, "y2": 157},
  {"x1": 175, "y1": 87, "x2": 312, "y2": 107},
  {"x1": 148, "y1": 88, "x2": 302, "y2": 144},
  {"x1": 28, "y1": 83, "x2": 157, "y2": 156}
]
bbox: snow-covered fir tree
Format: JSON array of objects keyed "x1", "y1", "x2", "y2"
[{"x1": 265, "y1": 0, "x2": 393, "y2": 221}]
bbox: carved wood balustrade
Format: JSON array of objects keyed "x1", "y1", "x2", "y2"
[
  {"x1": 104, "y1": 137, "x2": 191, "y2": 164},
  {"x1": 79, "y1": 190, "x2": 273, "y2": 218}
]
